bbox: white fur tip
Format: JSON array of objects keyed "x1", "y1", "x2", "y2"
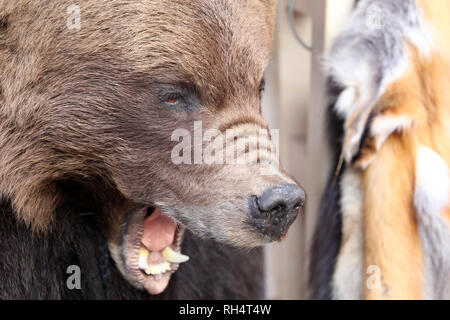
[
  {"x1": 335, "y1": 87, "x2": 358, "y2": 117},
  {"x1": 415, "y1": 147, "x2": 450, "y2": 214}
]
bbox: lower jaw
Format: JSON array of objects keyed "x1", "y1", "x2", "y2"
[{"x1": 121, "y1": 206, "x2": 186, "y2": 295}]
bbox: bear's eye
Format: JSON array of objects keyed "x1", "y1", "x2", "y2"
[
  {"x1": 165, "y1": 93, "x2": 181, "y2": 105},
  {"x1": 157, "y1": 83, "x2": 201, "y2": 112}
]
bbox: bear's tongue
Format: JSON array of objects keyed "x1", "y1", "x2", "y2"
[
  {"x1": 142, "y1": 208, "x2": 176, "y2": 252},
  {"x1": 137, "y1": 207, "x2": 189, "y2": 277}
]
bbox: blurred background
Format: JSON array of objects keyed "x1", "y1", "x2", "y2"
[{"x1": 262, "y1": 0, "x2": 355, "y2": 299}]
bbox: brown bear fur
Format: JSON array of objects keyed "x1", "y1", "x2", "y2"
[{"x1": 0, "y1": 0, "x2": 282, "y2": 299}]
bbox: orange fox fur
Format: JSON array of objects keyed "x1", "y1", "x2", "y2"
[{"x1": 355, "y1": 0, "x2": 450, "y2": 299}]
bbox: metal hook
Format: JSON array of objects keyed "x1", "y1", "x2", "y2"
[{"x1": 287, "y1": 0, "x2": 313, "y2": 52}]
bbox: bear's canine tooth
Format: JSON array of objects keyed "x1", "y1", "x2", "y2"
[
  {"x1": 162, "y1": 246, "x2": 190, "y2": 264},
  {"x1": 145, "y1": 261, "x2": 171, "y2": 275},
  {"x1": 138, "y1": 247, "x2": 149, "y2": 270}
]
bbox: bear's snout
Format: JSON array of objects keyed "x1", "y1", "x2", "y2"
[{"x1": 248, "y1": 184, "x2": 305, "y2": 240}]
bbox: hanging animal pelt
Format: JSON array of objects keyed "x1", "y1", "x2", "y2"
[{"x1": 310, "y1": 0, "x2": 450, "y2": 299}]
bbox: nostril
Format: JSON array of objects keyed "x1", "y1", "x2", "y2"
[
  {"x1": 271, "y1": 203, "x2": 285, "y2": 213},
  {"x1": 294, "y1": 196, "x2": 306, "y2": 211},
  {"x1": 293, "y1": 201, "x2": 303, "y2": 211},
  {"x1": 262, "y1": 203, "x2": 286, "y2": 216}
]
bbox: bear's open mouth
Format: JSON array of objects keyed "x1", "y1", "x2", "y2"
[{"x1": 121, "y1": 206, "x2": 187, "y2": 295}]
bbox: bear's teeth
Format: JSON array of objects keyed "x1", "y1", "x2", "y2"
[
  {"x1": 162, "y1": 246, "x2": 190, "y2": 264},
  {"x1": 138, "y1": 246, "x2": 188, "y2": 276},
  {"x1": 138, "y1": 247, "x2": 149, "y2": 270},
  {"x1": 145, "y1": 262, "x2": 171, "y2": 275}
]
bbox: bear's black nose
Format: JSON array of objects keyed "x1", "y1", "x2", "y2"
[{"x1": 248, "y1": 184, "x2": 305, "y2": 240}]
